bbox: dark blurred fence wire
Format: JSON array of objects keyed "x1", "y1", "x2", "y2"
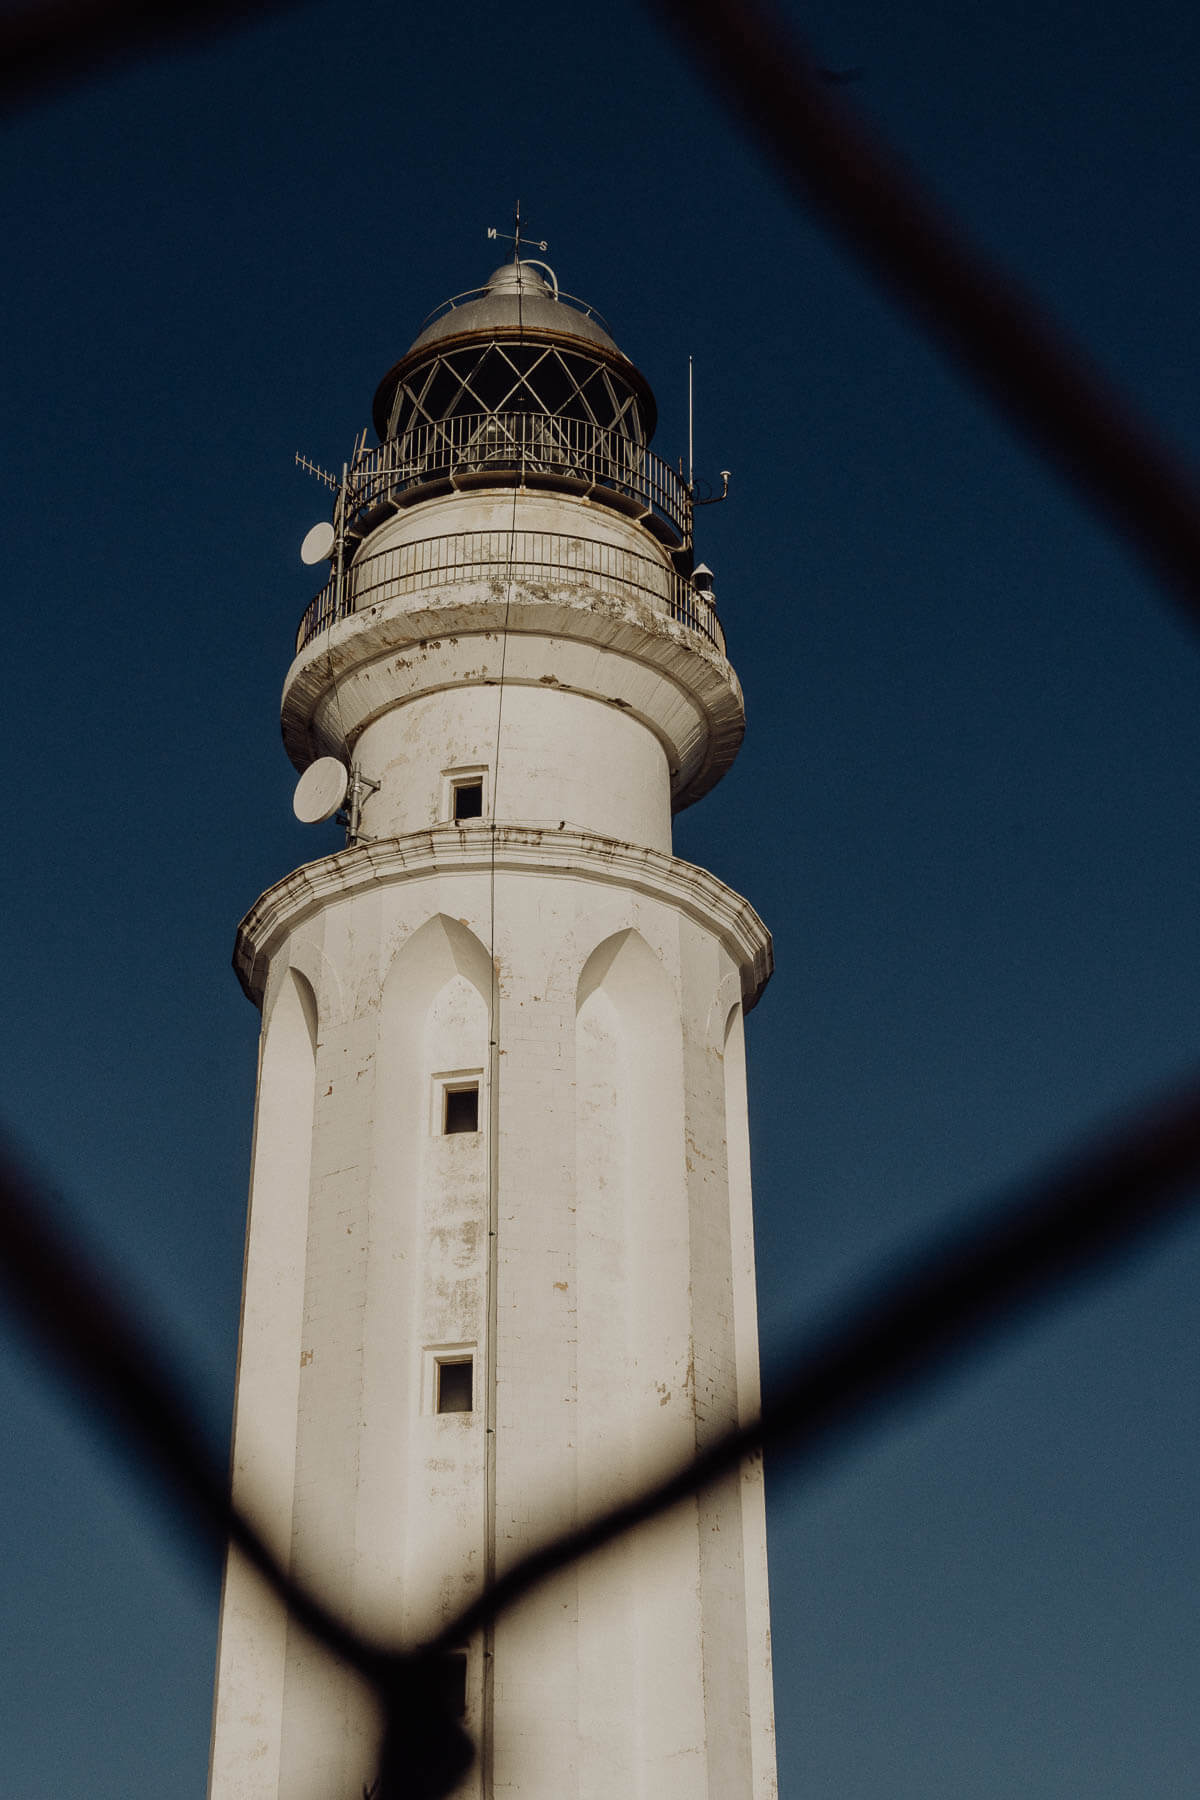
[
  {"x1": 650, "y1": 0, "x2": 1200, "y2": 621},
  {"x1": 0, "y1": 0, "x2": 295, "y2": 111},
  {"x1": 6, "y1": 2, "x2": 1200, "y2": 1797},
  {"x1": 6, "y1": 1073, "x2": 1200, "y2": 1795},
  {"x1": 5, "y1": 0, "x2": 1200, "y2": 623}
]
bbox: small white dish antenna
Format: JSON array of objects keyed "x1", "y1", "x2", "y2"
[
  {"x1": 293, "y1": 757, "x2": 349, "y2": 824},
  {"x1": 300, "y1": 520, "x2": 336, "y2": 565}
]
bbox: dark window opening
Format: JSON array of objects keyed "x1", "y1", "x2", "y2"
[
  {"x1": 437, "y1": 1358, "x2": 474, "y2": 1415},
  {"x1": 453, "y1": 781, "x2": 483, "y2": 821},
  {"x1": 444, "y1": 1083, "x2": 480, "y2": 1134}
]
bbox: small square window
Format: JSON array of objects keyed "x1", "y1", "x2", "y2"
[
  {"x1": 442, "y1": 767, "x2": 488, "y2": 824},
  {"x1": 436, "y1": 1357, "x2": 473, "y2": 1414},
  {"x1": 425, "y1": 1341, "x2": 476, "y2": 1415},
  {"x1": 453, "y1": 781, "x2": 484, "y2": 822},
  {"x1": 443, "y1": 1082, "x2": 480, "y2": 1135}
]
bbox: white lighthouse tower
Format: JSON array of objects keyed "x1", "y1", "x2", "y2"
[{"x1": 208, "y1": 247, "x2": 777, "y2": 1800}]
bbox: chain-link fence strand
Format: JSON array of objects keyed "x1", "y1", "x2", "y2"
[{"x1": 4, "y1": 3, "x2": 1200, "y2": 1797}]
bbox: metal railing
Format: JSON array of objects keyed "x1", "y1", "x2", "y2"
[
  {"x1": 419, "y1": 284, "x2": 612, "y2": 335},
  {"x1": 295, "y1": 528, "x2": 725, "y2": 655},
  {"x1": 341, "y1": 411, "x2": 692, "y2": 547}
]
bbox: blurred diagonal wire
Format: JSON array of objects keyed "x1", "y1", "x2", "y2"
[
  {"x1": 6, "y1": 1, "x2": 1200, "y2": 1796},
  {"x1": 5, "y1": 0, "x2": 1200, "y2": 626},
  {"x1": 650, "y1": 0, "x2": 1200, "y2": 620},
  {"x1": 0, "y1": 0, "x2": 296, "y2": 110},
  {"x1": 0, "y1": 1141, "x2": 365, "y2": 1674},
  {"x1": 6, "y1": 1071, "x2": 1200, "y2": 1793},
  {"x1": 433, "y1": 1074, "x2": 1200, "y2": 1654}
]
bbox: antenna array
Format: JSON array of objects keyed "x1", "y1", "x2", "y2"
[{"x1": 295, "y1": 451, "x2": 340, "y2": 492}]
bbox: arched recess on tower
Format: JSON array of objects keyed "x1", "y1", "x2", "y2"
[
  {"x1": 376, "y1": 911, "x2": 492, "y2": 1175},
  {"x1": 239, "y1": 965, "x2": 319, "y2": 1513},
  {"x1": 381, "y1": 910, "x2": 494, "y2": 1008},
  {"x1": 574, "y1": 926, "x2": 688, "y2": 1450},
  {"x1": 573, "y1": 927, "x2": 710, "y2": 1783},
  {"x1": 718, "y1": 994, "x2": 778, "y2": 1799},
  {"x1": 360, "y1": 912, "x2": 492, "y2": 1642},
  {"x1": 210, "y1": 965, "x2": 319, "y2": 1800}
]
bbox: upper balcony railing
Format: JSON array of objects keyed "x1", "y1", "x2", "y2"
[
  {"x1": 295, "y1": 528, "x2": 725, "y2": 657},
  {"x1": 341, "y1": 411, "x2": 692, "y2": 549},
  {"x1": 418, "y1": 285, "x2": 612, "y2": 335}
]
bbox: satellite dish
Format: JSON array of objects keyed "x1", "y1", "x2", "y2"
[
  {"x1": 293, "y1": 757, "x2": 349, "y2": 824},
  {"x1": 300, "y1": 520, "x2": 336, "y2": 565}
]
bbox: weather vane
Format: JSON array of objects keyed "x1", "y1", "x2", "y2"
[{"x1": 487, "y1": 199, "x2": 547, "y2": 260}]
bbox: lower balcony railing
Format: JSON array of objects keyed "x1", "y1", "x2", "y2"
[{"x1": 295, "y1": 529, "x2": 725, "y2": 655}]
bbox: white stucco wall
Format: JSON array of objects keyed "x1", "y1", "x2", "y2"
[
  {"x1": 210, "y1": 834, "x2": 776, "y2": 1800},
  {"x1": 280, "y1": 485, "x2": 746, "y2": 814},
  {"x1": 208, "y1": 969, "x2": 318, "y2": 1800},
  {"x1": 353, "y1": 681, "x2": 672, "y2": 851},
  {"x1": 212, "y1": 455, "x2": 775, "y2": 1800}
]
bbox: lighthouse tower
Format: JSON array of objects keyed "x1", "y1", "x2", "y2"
[{"x1": 208, "y1": 250, "x2": 777, "y2": 1800}]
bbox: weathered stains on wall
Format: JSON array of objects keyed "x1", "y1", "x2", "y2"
[
  {"x1": 353, "y1": 676, "x2": 674, "y2": 850},
  {"x1": 219, "y1": 843, "x2": 775, "y2": 1800},
  {"x1": 281, "y1": 485, "x2": 744, "y2": 810}
]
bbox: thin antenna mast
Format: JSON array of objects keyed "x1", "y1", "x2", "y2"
[
  {"x1": 685, "y1": 364, "x2": 732, "y2": 509},
  {"x1": 688, "y1": 355, "x2": 694, "y2": 491},
  {"x1": 333, "y1": 461, "x2": 349, "y2": 625}
]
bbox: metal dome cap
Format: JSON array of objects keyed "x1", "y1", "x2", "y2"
[
  {"x1": 372, "y1": 258, "x2": 657, "y2": 444},
  {"x1": 408, "y1": 260, "x2": 621, "y2": 356}
]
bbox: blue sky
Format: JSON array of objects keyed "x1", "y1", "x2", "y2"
[{"x1": 3, "y1": 1, "x2": 1200, "y2": 1794}]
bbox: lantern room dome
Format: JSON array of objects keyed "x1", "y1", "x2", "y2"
[{"x1": 345, "y1": 258, "x2": 688, "y2": 553}]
